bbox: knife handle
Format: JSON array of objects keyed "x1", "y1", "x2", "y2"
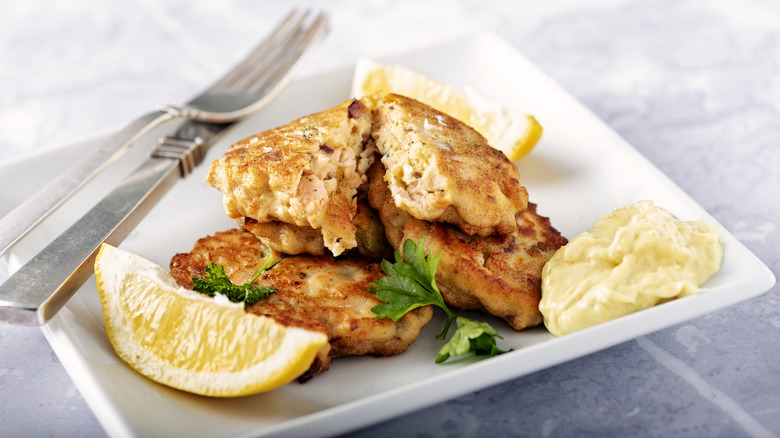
[
  {"x1": 0, "y1": 134, "x2": 202, "y2": 325},
  {"x1": 0, "y1": 109, "x2": 178, "y2": 257}
]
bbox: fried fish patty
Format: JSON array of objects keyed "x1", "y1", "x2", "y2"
[
  {"x1": 372, "y1": 94, "x2": 529, "y2": 236},
  {"x1": 238, "y1": 199, "x2": 393, "y2": 261},
  {"x1": 207, "y1": 99, "x2": 375, "y2": 256},
  {"x1": 169, "y1": 228, "x2": 330, "y2": 381},
  {"x1": 368, "y1": 161, "x2": 567, "y2": 330},
  {"x1": 169, "y1": 228, "x2": 432, "y2": 379}
]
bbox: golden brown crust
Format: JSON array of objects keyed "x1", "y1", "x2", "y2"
[
  {"x1": 239, "y1": 217, "x2": 327, "y2": 256},
  {"x1": 169, "y1": 229, "x2": 432, "y2": 375},
  {"x1": 372, "y1": 94, "x2": 529, "y2": 236},
  {"x1": 238, "y1": 199, "x2": 393, "y2": 261},
  {"x1": 207, "y1": 99, "x2": 374, "y2": 256},
  {"x1": 368, "y1": 168, "x2": 566, "y2": 330},
  {"x1": 402, "y1": 204, "x2": 567, "y2": 330},
  {"x1": 169, "y1": 227, "x2": 279, "y2": 288},
  {"x1": 252, "y1": 255, "x2": 431, "y2": 357},
  {"x1": 168, "y1": 229, "x2": 330, "y2": 382}
]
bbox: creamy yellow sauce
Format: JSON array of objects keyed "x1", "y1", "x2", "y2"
[{"x1": 539, "y1": 200, "x2": 723, "y2": 336}]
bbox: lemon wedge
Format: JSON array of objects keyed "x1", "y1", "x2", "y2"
[
  {"x1": 94, "y1": 243, "x2": 328, "y2": 397},
  {"x1": 350, "y1": 57, "x2": 543, "y2": 161}
]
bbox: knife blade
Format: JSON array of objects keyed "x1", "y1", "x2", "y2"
[
  {"x1": 0, "y1": 119, "x2": 229, "y2": 325},
  {"x1": 0, "y1": 109, "x2": 178, "y2": 258}
]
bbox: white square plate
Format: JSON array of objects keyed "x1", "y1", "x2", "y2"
[{"x1": 1, "y1": 31, "x2": 774, "y2": 438}]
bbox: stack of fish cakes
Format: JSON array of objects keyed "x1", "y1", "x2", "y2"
[{"x1": 171, "y1": 92, "x2": 566, "y2": 381}]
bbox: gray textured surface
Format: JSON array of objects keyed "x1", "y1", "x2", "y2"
[{"x1": 1, "y1": 0, "x2": 778, "y2": 437}]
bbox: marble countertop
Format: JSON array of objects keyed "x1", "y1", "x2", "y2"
[{"x1": 2, "y1": 0, "x2": 779, "y2": 436}]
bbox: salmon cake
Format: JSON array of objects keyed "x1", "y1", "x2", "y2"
[
  {"x1": 238, "y1": 199, "x2": 393, "y2": 261},
  {"x1": 169, "y1": 228, "x2": 330, "y2": 381},
  {"x1": 169, "y1": 228, "x2": 432, "y2": 379},
  {"x1": 371, "y1": 94, "x2": 529, "y2": 236},
  {"x1": 368, "y1": 162, "x2": 567, "y2": 330},
  {"x1": 207, "y1": 98, "x2": 376, "y2": 256}
]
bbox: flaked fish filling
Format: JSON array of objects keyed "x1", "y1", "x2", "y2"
[
  {"x1": 389, "y1": 160, "x2": 448, "y2": 218},
  {"x1": 293, "y1": 146, "x2": 359, "y2": 224},
  {"x1": 357, "y1": 139, "x2": 378, "y2": 184},
  {"x1": 375, "y1": 125, "x2": 450, "y2": 220}
]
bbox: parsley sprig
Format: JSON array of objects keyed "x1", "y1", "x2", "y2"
[
  {"x1": 436, "y1": 316, "x2": 507, "y2": 363},
  {"x1": 368, "y1": 238, "x2": 509, "y2": 363},
  {"x1": 369, "y1": 238, "x2": 456, "y2": 339},
  {"x1": 192, "y1": 258, "x2": 277, "y2": 307}
]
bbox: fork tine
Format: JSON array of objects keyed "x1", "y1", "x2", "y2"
[
  {"x1": 208, "y1": 9, "x2": 305, "y2": 92},
  {"x1": 243, "y1": 12, "x2": 330, "y2": 95},
  {"x1": 228, "y1": 10, "x2": 321, "y2": 93},
  {"x1": 184, "y1": 9, "x2": 329, "y2": 122}
]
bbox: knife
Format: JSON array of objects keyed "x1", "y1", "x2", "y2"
[
  {"x1": 0, "y1": 110, "x2": 179, "y2": 258},
  {"x1": 0, "y1": 119, "x2": 228, "y2": 325}
]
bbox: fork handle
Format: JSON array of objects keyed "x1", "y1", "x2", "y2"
[{"x1": 0, "y1": 109, "x2": 177, "y2": 256}]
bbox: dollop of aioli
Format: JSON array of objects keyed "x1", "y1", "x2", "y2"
[{"x1": 539, "y1": 200, "x2": 723, "y2": 336}]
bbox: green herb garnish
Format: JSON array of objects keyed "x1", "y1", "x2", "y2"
[
  {"x1": 368, "y1": 238, "x2": 508, "y2": 363},
  {"x1": 369, "y1": 238, "x2": 456, "y2": 339},
  {"x1": 192, "y1": 258, "x2": 277, "y2": 307},
  {"x1": 436, "y1": 317, "x2": 508, "y2": 363}
]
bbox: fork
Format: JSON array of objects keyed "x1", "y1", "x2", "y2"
[
  {"x1": 0, "y1": 9, "x2": 329, "y2": 325},
  {"x1": 0, "y1": 9, "x2": 329, "y2": 257}
]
